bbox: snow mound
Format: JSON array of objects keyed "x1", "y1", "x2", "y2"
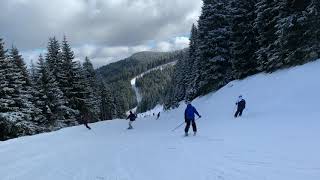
[{"x1": 1, "y1": 60, "x2": 320, "y2": 180}]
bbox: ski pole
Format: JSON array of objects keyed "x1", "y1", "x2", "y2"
[
  {"x1": 171, "y1": 117, "x2": 200, "y2": 132},
  {"x1": 171, "y1": 122, "x2": 185, "y2": 132}
]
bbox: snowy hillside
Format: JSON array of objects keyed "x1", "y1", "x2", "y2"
[
  {"x1": 1, "y1": 61, "x2": 320, "y2": 180},
  {"x1": 130, "y1": 61, "x2": 176, "y2": 105}
]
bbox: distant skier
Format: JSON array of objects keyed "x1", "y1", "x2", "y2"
[
  {"x1": 234, "y1": 95, "x2": 246, "y2": 118},
  {"x1": 184, "y1": 102, "x2": 201, "y2": 136},
  {"x1": 81, "y1": 110, "x2": 92, "y2": 130},
  {"x1": 156, "y1": 112, "x2": 160, "y2": 120},
  {"x1": 126, "y1": 111, "x2": 137, "y2": 129}
]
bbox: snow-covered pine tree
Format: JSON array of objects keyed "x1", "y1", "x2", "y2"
[
  {"x1": 60, "y1": 36, "x2": 77, "y2": 100},
  {"x1": 185, "y1": 24, "x2": 200, "y2": 101},
  {"x1": 46, "y1": 37, "x2": 62, "y2": 79},
  {"x1": 254, "y1": 0, "x2": 279, "y2": 72},
  {"x1": 303, "y1": 0, "x2": 320, "y2": 61},
  {"x1": 0, "y1": 40, "x2": 41, "y2": 139},
  {"x1": 230, "y1": 0, "x2": 259, "y2": 79},
  {"x1": 35, "y1": 54, "x2": 75, "y2": 128},
  {"x1": 82, "y1": 57, "x2": 100, "y2": 119},
  {"x1": 194, "y1": 0, "x2": 232, "y2": 96},
  {"x1": 71, "y1": 61, "x2": 99, "y2": 122},
  {"x1": 32, "y1": 55, "x2": 53, "y2": 125},
  {"x1": 59, "y1": 36, "x2": 81, "y2": 123},
  {"x1": 83, "y1": 57, "x2": 98, "y2": 89},
  {"x1": 270, "y1": 0, "x2": 319, "y2": 70},
  {"x1": 9, "y1": 46, "x2": 45, "y2": 125},
  {"x1": 10, "y1": 46, "x2": 31, "y2": 85},
  {"x1": 99, "y1": 82, "x2": 116, "y2": 120},
  {"x1": 30, "y1": 59, "x2": 37, "y2": 83},
  {"x1": 171, "y1": 52, "x2": 188, "y2": 105}
]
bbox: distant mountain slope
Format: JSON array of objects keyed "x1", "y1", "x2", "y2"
[
  {"x1": 96, "y1": 49, "x2": 187, "y2": 83},
  {"x1": 95, "y1": 49, "x2": 188, "y2": 117}
]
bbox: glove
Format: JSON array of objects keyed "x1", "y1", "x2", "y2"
[{"x1": 199, "y1": 115, "x2": 202, "y2": 118}]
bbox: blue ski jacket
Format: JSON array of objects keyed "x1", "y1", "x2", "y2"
[{"x1": 184, "y1": 104, "x2": 200, "y2": 121}]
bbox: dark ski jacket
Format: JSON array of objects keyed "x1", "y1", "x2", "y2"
[
  {"x1": 236, "y1": 99, "x2": 246, "y2": 110},
  {"x1": 81, "y1": 113, "x2": 90, "y2": 124},
  {"x1": 184, "y1": 104, "x2": 200, "y2": 121},
  {"x1": 127, "y1": 113, "x2": 137, "y2": 121}
]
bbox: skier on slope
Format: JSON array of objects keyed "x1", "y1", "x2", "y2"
[
  {"x1": 126, "y1": 111, "x2": 137, "y2": 129},
  {"x1": 234, "y1": 95, "x2": 246, "y2": 118},
  {"x1": 184, "y1": 102, "x2": 201, "y2": 136},
  {"x1": 81, "y1": 109, "x2": 92, "y2": 130},
  {"x1": 156, "y1": 112, "x2": 160, "y2": 120}
]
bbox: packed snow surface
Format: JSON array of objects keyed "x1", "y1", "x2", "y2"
[{"x1": 1, "y1": 61, "x2": 320, "y2": 180}]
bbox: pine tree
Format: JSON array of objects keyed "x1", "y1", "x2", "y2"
[
  {"x1": 30, "y1": 59, "x2": 37, "y2": 83},
  {"x1": 83, "y1": 57, "x2": 98, "y2": 88},
  {"x1": 304, "y1": 0, "x2": 320, "y2": 60},
  {"x1": 0, "y1": 39, "x2": 43, "y2": 139},
  {"x1": 46, "y1": 37, "x2": 62, "y2": 79},
  {"x1": 269, "y1": 0, "x2": 319, "y2": 70},
  {"x1": 254, "y1": 0, "x2": 279, "y2": 71},
  {"x1": 10, "y1": 46, "x2": 31, "y2": 85},
  {"x1": 172, "y1": 54, "x2": 187, "y2": 104},
  {"x1": 194, "y1": 0, "x2": 232, "y2": 96},
  {"x1": 0, "y1": 38, "x2": 15, "y2": 116},
  {"x1": 35, "y1": 54, "x2": 75, "y2": 128},
  {"x1": 82, "y1": 57, "x2": 100, "y2": 118},
  {"x1": 60, "y1": 36, "x2": 77, "y2": 100},
  {"x1": 185, "y1": 24, "x2": 200, "y2": 101},
  {"x1": 230, "y1": 0, "x2": 259, "y2": 79},
  {"x1": 9, "y1": 46, "x2": 44, "y2": 124},
  {"x1": 99, "y1": 83, "x2": 116, "y2": 120},
  {"x1": 71, "y1": 62, "x2": 97, "y2": 119}
]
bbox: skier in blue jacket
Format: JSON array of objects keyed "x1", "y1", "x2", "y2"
[{"x1": 184, "y1": 102, "x2": 201, "y2": 136}]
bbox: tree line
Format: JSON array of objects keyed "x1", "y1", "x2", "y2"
[
  {"x1": 164, "y1": 0, "x2": 320, "y2": 108},
  {"x1": 96, "y1": 50, "x2": 186, "y2": 118},
  {"x1": 0, "y1": 37, "x2": 114, "y2": 140},
  {"x1": 135, "y1": 66, "x2": 174, "y2": 113}
]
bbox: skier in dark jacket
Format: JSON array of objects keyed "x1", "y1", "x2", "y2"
[
  {"x1": 184, "y1": 102, "x2": 201, "y2": 136},
  {"x1": 126, "y1": 111, "x2": 137, "y2": 129},
  {"x1": 234, "y1": 95, "x2": 246, "y2": 118},
  {"x1": 81, "y1": 110, "x2": 92, "y2": 130}
]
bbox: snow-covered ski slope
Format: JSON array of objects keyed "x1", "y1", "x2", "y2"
[{"x1": 1, "y1": 60, "x2": 320, "y2": 180}]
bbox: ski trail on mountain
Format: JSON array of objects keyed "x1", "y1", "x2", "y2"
[{"x1": 129, "y1": 61, "x2": 176, "y2": 112}]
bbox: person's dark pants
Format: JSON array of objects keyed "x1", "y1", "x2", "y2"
[
  {"x1": 185, "y1": 119, "x2": 197, "y2": 133},
  {"x1": 234, "y1": 108, "x2": 244, "y2": 118},
  {"x1": 84, "y1": 122, "x2": 91, "y2": 130}
]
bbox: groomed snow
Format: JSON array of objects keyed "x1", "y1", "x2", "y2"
[{"x1": 1, "y1": 60, "x2": 320, "y2": 180}]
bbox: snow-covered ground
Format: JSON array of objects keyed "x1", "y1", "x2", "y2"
[
  {"x1": 137, "y1": 104, "x2": 164, "y2": 118},
  {"x1": 1, "y1": 61, "x2": 320, "y2": 180}
]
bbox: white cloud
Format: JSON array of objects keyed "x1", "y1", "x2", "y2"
[
  {"x1": 155, "y1": 41, "x2": 172, "y2": 52},
  {"x1": 154, "y1": 36, "x2": 189, "y2": 52},
  {"x1": 3, "y1": 0, "x2": 202, "y2": 67},
  {"x1": 174, "y1": 36, "x2": 190, "y2": 50}
]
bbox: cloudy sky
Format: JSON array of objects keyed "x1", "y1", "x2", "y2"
[{"x1": 0, "y1": 0, "x2": 202, "y2": 68}]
